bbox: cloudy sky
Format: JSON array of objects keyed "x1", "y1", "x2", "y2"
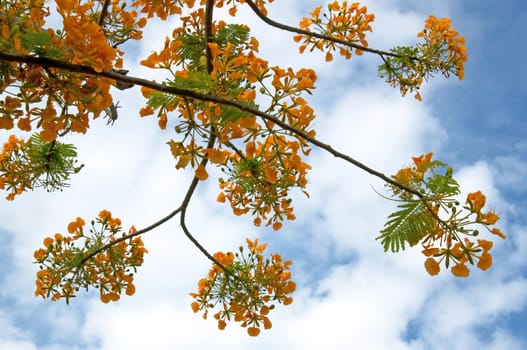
[{"x1": 1, "y1": 0, "x2": 526, "y2": 349}]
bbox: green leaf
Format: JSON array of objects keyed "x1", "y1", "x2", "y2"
[
  {"x1": 147, "y1": 90, "x2": 179, "y2": 109},
  {"x1": 376, "y1": 200, "x2": 435, "y2": 252},
  {"x1": 20, "y1": 30, "x2": 54, "y2": 50},
  {"x1": 25, "y1": 133, "x2": 81, "y2": 191},
  {"x1": 168, "y1": 71, "x2": 213, "y2": 91},
  {"x1": 19, "y1": 30, "x2": 66, "y2": 59},
  {"x1": 426, "y1": 173, "x2": 460, "y2": 196},
  {"x1": 214, "y1": 24, "x2": 250, "y2": 47}
]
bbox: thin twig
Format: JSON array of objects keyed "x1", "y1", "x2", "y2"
[
  {"x1": 243, "y1": 0, "x2": 407, "y2": 59},
  {"x1": 80, "y1": 207, "x2": 182, "y2": 265}
]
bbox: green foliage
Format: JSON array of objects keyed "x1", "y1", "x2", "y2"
[
  {"x1": 169, "y1": 70, "x2": 213, "y2": 91},
  {"x1": 214, "y1": 24, "x2": 250, "y2": 47},
  {"x1": 376, "y1": 200, "x2": 435, "y2": 252},
  {"x1": 25, "y1": 133, "x2": 83, "y2": 191},
  {"x1": 426, "y1": 171, "x2": 459, "y2": 196},
  {"x1": 377, "y1": 155, "x2": 461, "y2": 253},
  {"x1": 19, "y1": 30, "x2": 66, "y2": 59}
]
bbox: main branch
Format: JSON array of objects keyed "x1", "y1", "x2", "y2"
[{"x1": 0, "y1": 51, "x2": 423, "y2": 199}]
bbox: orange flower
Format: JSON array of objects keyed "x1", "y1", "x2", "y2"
[
  {"x1": 477, "y1": 252, "x2": 492, "y2": 271},
  {"x1": 247, "y1": 327, "x2": 260, "y2": 337},
  {"x1": 191, "y1": 301, "x2": 200, "y2": 313},
  {"x1": 125, "y1": 283, "x2": 136, "y2": 296},
  {"x1": 412, "y1": 152, "x2": 433, "y2": 170},
  {"x1": 477, "y1": 239, "x2": 493, "y2": 252},
  {"x1": 98, "y1": 210, "x2": 112, "y2": 221},
  {"x1": 246, "y1": 238, "x2": 267, "y2": 253},
  {"x1": 283, "y1": 297, "x2": 293, "y2": 305},
  {"x1": 67, "y1": 217, "x2": 85, "y2": 234},
  {"x1": 218, "y1": 319, "x2": 227, "y2": 330},
  {"x1": 424, "y1": 257, "x2": 440, "y2": 276},
  {"x1": 283, "y1": 281, "x2": 296, "y2": 294},
  {"x1": 43, "y1": 237, "x2": 54, "y2": 247},
  {"x1": 477, "y1": 211, "x2": 499, "y2": 225},
  {"x1": 206, "y1": 149, "x2": 227, "y2": 164},
  {"x1": 34, "y1": 248, "x2": 48, "y2": 262},
  {"x1": 491, "y1": 228, "x2": 506, "y2": 240},
  {"x1": 422, "y1": 247, "x2": 440, "y2": 257},
  {"x1": 263, "y1": 317, "x2": 272, "y2": 329},
  {"x1": 466, "y1": 191, "x2": 486, "y2": 213},
  {"x1": 272, "y1": 221, "x2": 283, "y2": 231},
  {"x1": 195, "y1": 164, "x2": 209, "y2": 180},
  {"x1": 451, "y1": 262, "x2": 470, "y2": 277}
]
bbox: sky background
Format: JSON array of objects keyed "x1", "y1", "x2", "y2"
[{"x1": 1, "y1": 0, "x2": 526, "y2": 349}]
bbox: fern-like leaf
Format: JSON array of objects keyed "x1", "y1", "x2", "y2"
[{"x1": 376, "y1": 200, "x2": 435, "y2": 252}]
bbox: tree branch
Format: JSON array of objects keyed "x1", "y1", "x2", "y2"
[
  {"x1": 98, "y1": 0, "x2": 111, "y2": 26},
  {"x1": 204, "y1": 0, "x2": 214, "y2": 74},
  {"x1": 0, "y1": 50, "x2": 424, "y2": 199}
]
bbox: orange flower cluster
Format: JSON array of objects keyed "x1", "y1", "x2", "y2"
[
  {"x1": 132, "y1": 0, "x2": 197, "y2": 20},
  {"x1": 422, "y1": 190, "x2": 505, "y2": 277},
  {"x1": 390, "y1": 152, "x2": 434, "y2": 200},
  {"x1": 0, "y1": 135, "x2": 29, "y2": 200},
  {"x1": 190, "y1": 238, "x2": 295, "y2": 336},
  {"x1": 57, "y1": 0, "x2": 118, "y2": 72},
  {"x1": 380, "y1": 15, "x2": 467, "y2": 100},
  {"x1": 34, "y1": 210, "x2": 147, "y2": 304},
  {"x1": 418, "y1": 15, "x2": 467, "y2": 80},
  {"x1": 139, "y1": 7, "x2": 316, "y2": 230},
  {"x1": 386, "y1": 153, "x2": 506, "y2": 277},
  {"x1": 294, "y1": 1, "x2": 375, "y2": 61},
  {"x1": 219, "y1": 136, "x2": 311, "y2": 230},
  {"x1": 0, "y1": 0, "x2": 147, "y2": 142}
]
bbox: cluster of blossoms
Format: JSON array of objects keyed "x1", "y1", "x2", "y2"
[
  {"x1": 218, "y1": 136, "x2": 311, "y2": 230},
  {"x1": 190, "y1": 239, "x2": 295, "y2": 336},
  {"x1": 379, "y1": 15, "x2": 468, "y2": 101},
  {"x1": 0, "y1": 0, "x2": 146, "y2": 141},
  {"x1": 0, "y1": 133, "x2": 80, "y2": 200},
  {"x1": 34, "y1": 210, "x2": 147, "y2": 303},
  {"x1": 294, "y1": 1, "x2": 375, "y2": 61},
  {"x1": 418, "y1": 15, "x2": 467, "y2": 80},
  {"x1": 422, "y1": 190, "x2": 506, "y2": 277},
  {"x1": 0, "y1": 134, "x2": 28, "y2": 200},
  {"x1": 139, "y1": 8, "x2": 316, "y2": 230},
  {"x1": 384, "y1": 153, "x2": 506, "y2": 277}
]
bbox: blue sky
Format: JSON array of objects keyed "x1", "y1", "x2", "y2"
[{"x1": 1, "y1": 0, "x2": 526, "y2": 349}]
